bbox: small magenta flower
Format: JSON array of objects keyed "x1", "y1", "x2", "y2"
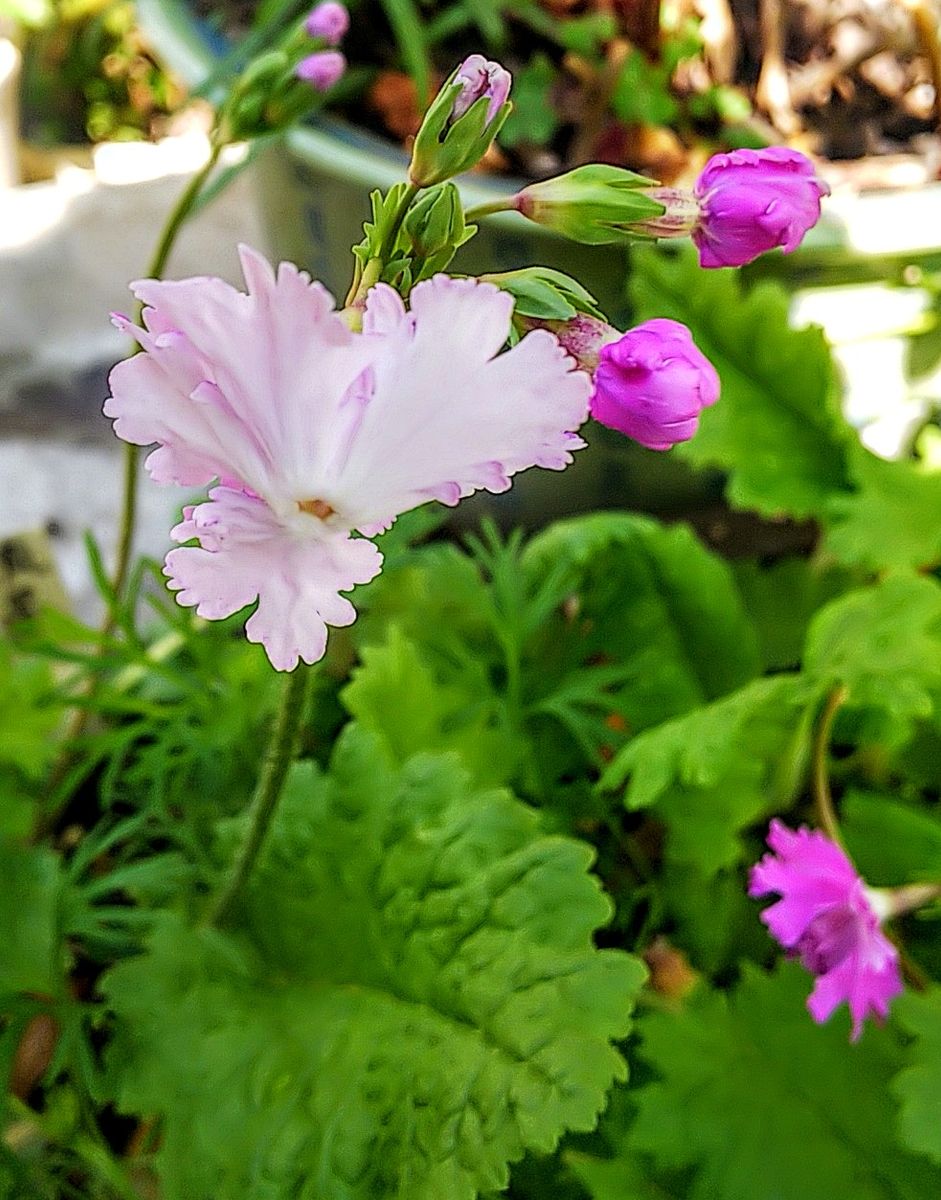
[
  {"x1": 295, "y1": 49, "x2": 346, "y2": 91},
  {"x1": 749, "y1": 821, "x2": 903, "y2": 1041},
  {"x1": 583, "y1": 317, "x2": 719, "y2": 451},
  {"x1": 304, "y1": 1, "x2": 349, "y2": 45},
  {"x1": 451, "y1": 54, "x2": 512, "y2": 123},
  {"x1": 104, "y1": 248, "x2": 589, "y2": 670},
  {"x1": 693, "y1": 146, "x2": 829, "y2": 269}
]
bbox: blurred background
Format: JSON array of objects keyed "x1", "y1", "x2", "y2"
[{"x1": 2, "y1": 0, "x2": 941, "y2": 620}]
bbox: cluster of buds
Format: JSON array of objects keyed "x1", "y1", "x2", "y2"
[{"x1": 220, "y1": 2, "x2": 350, "y2": 141}]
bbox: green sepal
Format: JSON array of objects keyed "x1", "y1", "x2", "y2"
[
  {"x1": 482, "y1": 266, "x2": 607, "y2": 322},
  {"x1": 517, "y1": 164, "x2": 668, "y2": 246}
]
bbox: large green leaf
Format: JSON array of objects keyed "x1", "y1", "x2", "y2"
[
  {"x1": 631, "y1": 963, "x2": 941, "y2": 1200},
  {"x1": 629, "y1": 246, "x2": 852, "y2": 518},
  {"x1": 103, "y1": 727, "x2": 645, "y2": 1200}
]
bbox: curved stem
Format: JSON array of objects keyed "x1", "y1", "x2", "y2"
[
  {"x1": 464, "y1": 195, "x2": 518, "y2": 223},
  {"x1": 207, "y1": 666, "x2": 312, "y2": 928},
  {"x1": 811, "y1": 683, "x2": 848, "y2": 845},
  {"x1": 108, "y1": 143, "x2": 222, "y2": 618}
]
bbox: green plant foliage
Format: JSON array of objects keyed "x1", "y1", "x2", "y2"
[
  {"x1": 892, "y1": 989, "x2": 941, "y2": 1165},
  {"x1": 629, "y1": 246, "x2": 852, "y2": 518},
  {"x1": 341, "y1": 624, "x2": 520, "y2": 785},
  {"x1": 843, "y1": 790, "x2": 941, "y2": 886},
  {"x1": 103, "y1": 727, "x2": 646, "y2": 1200},
  {"x1": 500, "y1": 54, "x2": 559, "y2": 148},
  {"x1": 804, "y1": 574, "x2": 941, "y2": 730},
  {"x1": 600, "y1": 676, "x2": 812, "y2": 873},
  {"x1": 0, "y1": 642, "x2": 60, "y2": 782},
  {"x1": 0, "y1": 840, "x2": 61, "y2": 998},
  {"x1": 824, "y1": 446, "x2": 941, "y2": 572},
  {"x1": 630, "y1": 963, "x2": 941, "y2": 1200},
  {"x1": 522, "y1": 513, "x2": 762, "y2": 729}
]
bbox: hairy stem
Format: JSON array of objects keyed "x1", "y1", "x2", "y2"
[
  {"x1": 208, "y1": 666, "x2": 312, "y2": 928},
  {"x1": 811, "y1": 683, "x2": 848, "y2": 845}
]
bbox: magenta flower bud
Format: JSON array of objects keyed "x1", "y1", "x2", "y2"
[
  {"x1": 750, "y1": 821, "x2": 903, "y2": 1041},
  {"x1": 304, "y1": 2, "x2": 349, "y2": 46},
  {"x1": 295, "y1": 49, "x2": 346, "y2": 91},
  {"x1": 451, "y1": 54, "x2": 512, "y2": 123},
  {"x1": 692, "y1": 146, "x2": 829, "y2": 269},
  {"x1": 588, "y1": 318, "x2": 719, "y2": 451}
]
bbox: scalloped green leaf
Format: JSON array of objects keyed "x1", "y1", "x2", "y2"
[
  {"x1": 102, "y1": 727, "x2": 645, "y2": 1200},
  {"x1": 631, "y1": 963, "x2": 941, "y2": 1200}
]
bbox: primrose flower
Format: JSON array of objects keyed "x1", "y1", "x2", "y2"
[
  {"x1": 693, "y1": 147, "x2": 829, "y2": 269},
  {"x1": 105, "y1": 247, "x2": 589, "y2": 670},
  {"x1": 304, "y1": 1, "x2": 349, "y2": 45},
  {"x1": 583, "y1": 317, "x2": 719, "y2": 451},
  {"x1": 749, "y1": 820, "x2": 903, "y2": 1041},
  {"x1": 295, "y1": 49, "x2": 346, "y2": 91},
  {"x1": 451, "y1": 54, "x2": 512, "y2": 124}
]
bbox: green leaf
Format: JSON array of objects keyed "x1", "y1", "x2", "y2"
[
  {"x1": 893, "y1": 988, "x2": 941, "y2": 1164},
  {"x1": 500, "y1": 54, "x2": 559, "y2": 148},
  {"x1": 804, "y1": 574, "x2": 941, "y2": 728},
  {"x1": 632, "y1": 963, "x2": 941, "y2": 1200},
  {"x1": 0, "y1": 643, "x2": 60, "y2": 781},
  {"x1": 600, "y1": 676, "x2": 812, "y2": 873},
  {"x1": 629, "y1": 246, "x2": 852, "y2": 518},
  {"x1": 566, "y1": 1148, "x2": 680, "y2": 1199},
  {"x1": 842, "y1": 790, "x2": 941, "y2": 886},
  {"x1": 732, "y1": 557, "x2": 854, "y2": 672},
  {"x1": 103, "y1": 728, "x2": 645, "y2": 1200},
  {"x1": 341, "y1": 625, "x2": 519, "y2": 786},
  {"x1": 824, "y1": 446, "x2": 941, "y2": 572},
  {"x1": 0, "y1": 839, "x2": 61, "y2": 997},
  {"x1": 523, "y1": 513, "x2": 762, "y2": 733}
]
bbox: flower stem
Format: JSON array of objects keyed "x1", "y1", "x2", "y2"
[
  {"x1": 811, "y1": 683, "x2": 848, "y2": 845},
  {"x1": 344, "y1": 182, "x2": 420, "y2": 310},
  {"x1": 108, "y1": 143, "x2": 222, "y2": 617},
  {"x1": 464, "y1": 195, "x2": 518, "y2": 222},
  {"x1": 207, "y1": 666, "x2": 312, "y2": 929}
]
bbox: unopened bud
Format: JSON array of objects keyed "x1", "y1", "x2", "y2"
[
  {"x1": 295, "y1": 49, "x2": 346, "y2": 91},
  {"x1": 304, "y1": 1, "x2": 349, "y2": 45},
  {"x1": 408, "y1": 56, "x2": 512, "y2": 188},
  {"x1": 514, "y1": 165, "x2": 669, "y2": 246}
]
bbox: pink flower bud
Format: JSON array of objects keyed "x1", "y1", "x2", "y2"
[
  {"x1": 589, "y1": 318, "x2": 719, "y2": 451},
  {"x1": 295, "y1": 49, "x2": 346, "y2": 91},
  {"x1": 304, "y1": 1, "x2": 350, "y2": 46},
  {"x1": 693, "y1": 146, "x2": 829, "y2": 269},
  {"x1": 451, "y1": 54, "x2": 512, "y2": 124}
]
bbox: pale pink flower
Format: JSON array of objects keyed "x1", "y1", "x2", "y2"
[
  {"x1": 105, "y1": 247, "x2": 590, "y2": 670},
  {"x1": 749, "y1": 820, "x2": 903, "y2": 1040}
]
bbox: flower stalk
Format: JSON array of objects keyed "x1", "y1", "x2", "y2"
[{"x1": 208, "y1": 665, "x2": 313, "y2": 929}]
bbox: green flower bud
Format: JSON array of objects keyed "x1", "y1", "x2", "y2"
[
  {"x1": 403, "y1": 183, "x2": 476, "y2": 280},
  {"x1": 514, "y1": 165, "x2": 684, "y2": 246}
]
